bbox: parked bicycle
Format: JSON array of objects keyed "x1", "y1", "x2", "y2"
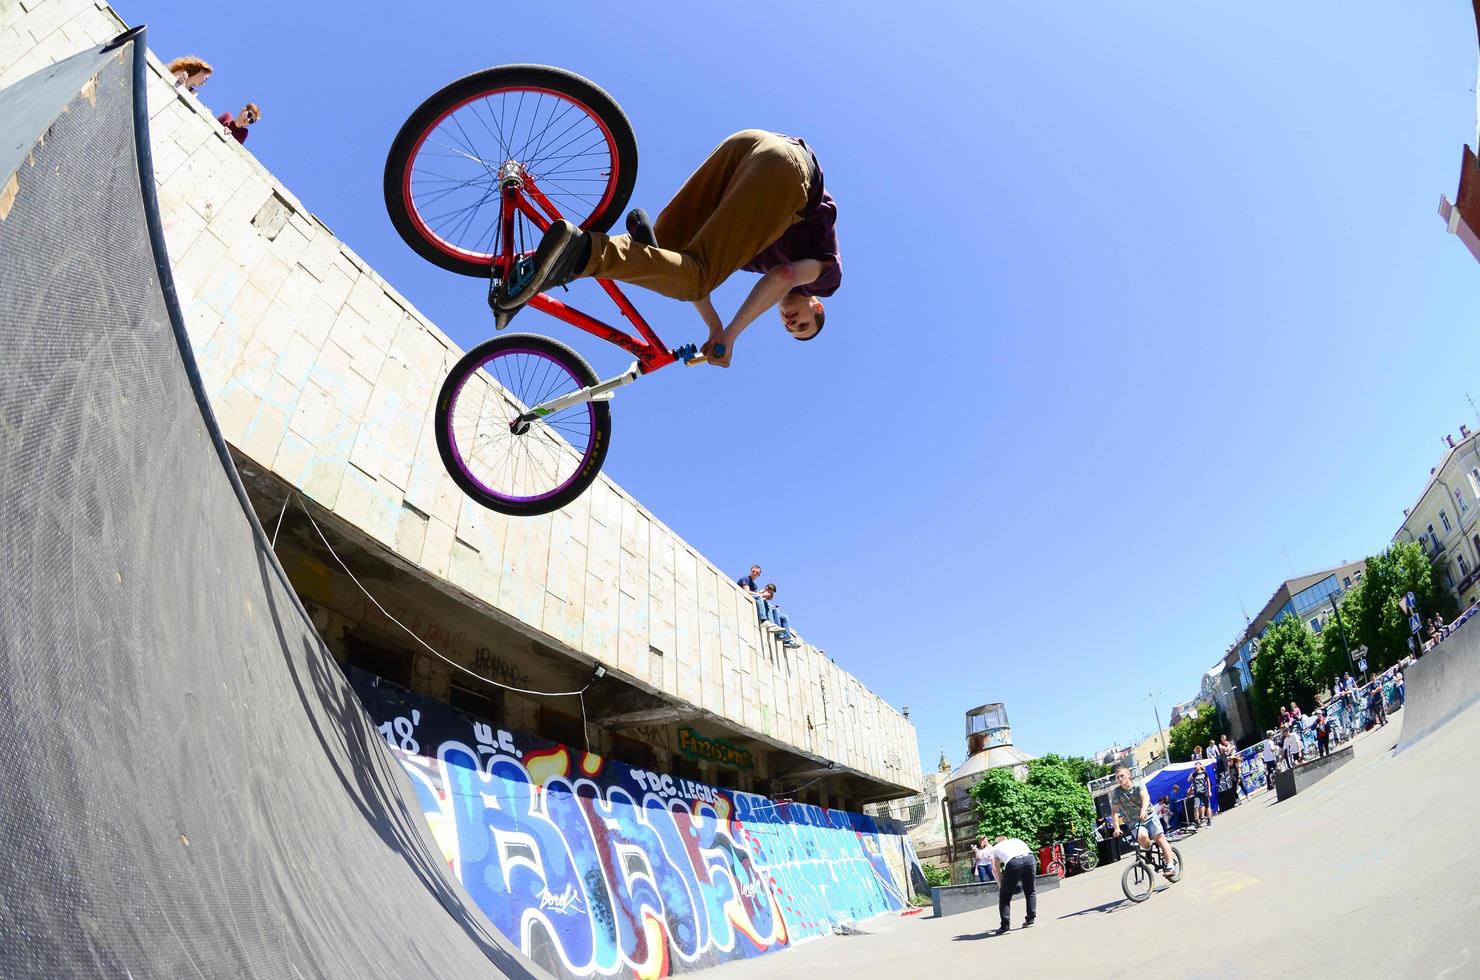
[{"x1": 1120, "y1": 834, "x2": 1182, "y2": 903}]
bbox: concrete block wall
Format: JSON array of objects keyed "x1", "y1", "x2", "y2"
[{"x1": 4, "y1": 0, "x2": 923, "y2": 795}]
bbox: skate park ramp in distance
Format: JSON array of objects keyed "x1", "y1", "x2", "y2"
[
  {"x1": 1396, "y1": 618, "x2": 1480, "y2": 752},
  {"x1": 0, "y1": 32, "x2": 543, "y2": 980}
]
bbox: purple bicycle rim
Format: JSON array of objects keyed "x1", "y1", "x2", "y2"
[{"x1": 447, "y1": 346, "x2": 598, "y2": 504}]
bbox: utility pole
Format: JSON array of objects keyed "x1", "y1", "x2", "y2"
[
  {"x1": 1329, "y1": 594, "x2": 1352, "y2": 667},
  {"x1": 1147, "y1": 692, "x2": 1165, "y2": 760}
]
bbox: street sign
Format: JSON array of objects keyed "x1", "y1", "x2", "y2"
[
  {"x1": 1358, "y1": 658, "x2": 1368, "y2": 672},
  {"x1": 1408, "y1": 636, "x2": 1417, "y2": 653},
  {"x1": 1402, "y1": 591, "x2": 1417, "y2": 615},
  {"x1": 1410, "y1": 613, "x2": 1422, "y2": 634}
]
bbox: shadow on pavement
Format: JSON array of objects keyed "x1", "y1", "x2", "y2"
[
  {"x1": 952, "y1": 930, "x2": 1014, "y2": 942},
  {"x1": 1058, "y1": 897, "x2": 1133, "y2": 918}
]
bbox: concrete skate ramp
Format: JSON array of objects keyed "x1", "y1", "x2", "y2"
[
  {"x1": 0, "y1": 33, "x2": 543, "y2": 979},
  {"x1": 1397, "y1": 620, "x2": 1480, "y2": 752}
]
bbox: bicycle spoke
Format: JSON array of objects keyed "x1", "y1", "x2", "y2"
[{"x1": 405, "y1": 81, "x2": 617, "y2": 263}]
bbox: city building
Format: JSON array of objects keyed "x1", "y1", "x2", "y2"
[
  {"x1": 1393, "y1": 426, "x2": 1480, "y2": 610},
  {"x1": 1213, "y1": 560, "x2": 1367, "y2": 744}
]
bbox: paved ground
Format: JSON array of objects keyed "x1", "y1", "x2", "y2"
[{"x1": 708, "y1": 701, "x2": 1479, "y2": 979}]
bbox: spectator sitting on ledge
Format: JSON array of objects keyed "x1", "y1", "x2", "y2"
[
  {"x1": 167, "y1": 55, "x2": 212, "y2": 92},
  {"x1": 218, "y1": 102, "x2": 260, "y2": 144},
  {"x1": 758, "y1": 583, "x2": 800, "y2": 648},
  {"x1": 736, "y1": 563, "x2": 763, "y2": 599}
]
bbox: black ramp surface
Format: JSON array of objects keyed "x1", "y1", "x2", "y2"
[{"x1": 0, "y1": 35, "x2": 544, "y2": 979}]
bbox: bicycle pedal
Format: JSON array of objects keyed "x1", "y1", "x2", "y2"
[{"x1": 494, "y1": 309, "x2": 515, "y2": 331}]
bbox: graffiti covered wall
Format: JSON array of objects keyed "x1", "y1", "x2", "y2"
[{"x1": 349, "y1": 670, "x2": 924, "y2": 977}]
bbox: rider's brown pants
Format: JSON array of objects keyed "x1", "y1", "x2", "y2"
[{"x1": 579, "y1": 130, "x2": 811, "y2": 301}]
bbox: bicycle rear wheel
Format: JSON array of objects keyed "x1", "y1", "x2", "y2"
[
  {"x1": 385, "y1": 64, "x2": 638, "y2": 276},
  {"x1": 1078, "y1": 849, "x2": 1099, "y2": 872},
  {"x1": 1121, "y1": 862, "x2": 1153, "y2": 902},
  {"x1": 1163, "y1": 846, "x2": 1184, "y2": 883},
  {"x1": 435, "y1": 333, "x2": 611, "y2": 516}
]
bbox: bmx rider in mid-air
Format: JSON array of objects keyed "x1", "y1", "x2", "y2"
[{"x1": 497, "y1": 129, "x2": 841, "y2": 367}]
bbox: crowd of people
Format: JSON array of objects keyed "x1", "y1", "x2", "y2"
[
  {"x1": 166, "y1": 54, "x2": 262, "y2": 146},
  {"x1": 736, "y1": 564, "x2": 801, "y2": 649}
]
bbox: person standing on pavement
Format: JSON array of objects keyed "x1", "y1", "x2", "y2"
[
  {"x1": 1281, "y1": 726, "x2": 1303, "y2": 767},
  {"x1": 1314, "y1": 710, "x2": 1332, "y2": 758},
  {"x1": 989, "y1": 836, "x2": 1037, "y2": 934},
  {"x1": 1190, "y1": 762, "x2": 1212, "y2": 827},
  {"x1": 1261, "y1": 731, "x2": 1280, "y2": 786},
  {"x1": 973, "y1": 838, "x2": 994, "y2": 883}
]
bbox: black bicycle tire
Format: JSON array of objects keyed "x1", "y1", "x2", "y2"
[
  {"x1": 385, "y1": 64, "x2": 639, "y2": 276},
  {"x1": 1121, "y1": 862, "x2": 1151, "y2": 903},
  {"x1": 1164, "y1": 846, "x2": 1184, "y2": 883},
  {"x1": 434, "y1": 333, "x2": 611, "y2": 517}
]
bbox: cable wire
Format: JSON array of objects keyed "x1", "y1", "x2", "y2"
[{"x1": 288, "y1": 493, "x2": 597, "y2": 716}]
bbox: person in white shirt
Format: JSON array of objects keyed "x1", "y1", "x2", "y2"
[
  {"x1": 973, "y1": 838, "x2": 994, "y2": 883},
  {"x1": 1281, "y1": 726, "x2": 1303, "y2": 767},
  {"x1": 989, "y1": 836, "x2": 1037, "y2": 934},
  {"x1": 1260, "y1": 733, "x2": 1280, "y2": 786}
]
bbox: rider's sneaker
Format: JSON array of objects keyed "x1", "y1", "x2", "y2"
[
  {"x1": 497, "y1": 219, "x2": 592, "y2": 310},
  {"x1": 995, "y1": 923, "x2": 1011, "y2": 936},
  {"x1": 626, "y1": 207, "x2": 658, "y2": 247},
  {"x1": 1022, "y1": 919, "x2": 1036, "y2": 929}
]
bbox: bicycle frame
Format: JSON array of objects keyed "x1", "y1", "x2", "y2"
[{"x1": 493, "y1": 163, "x2": 681, "y2": 376}]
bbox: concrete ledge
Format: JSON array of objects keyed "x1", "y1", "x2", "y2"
[
  {"x1": 931, "y1": 874, "x2": 1061, "y2": 918},
  {"x1": 1274, "y1": 744, "x2": 1354, "y2": 801}
]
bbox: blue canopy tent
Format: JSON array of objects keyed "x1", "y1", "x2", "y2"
[{"x1": 1142, "y1": 760, "x2": 1222, "y2": 829}]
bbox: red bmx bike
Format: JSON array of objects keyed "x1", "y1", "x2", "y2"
[{"x1": 384, "y1": 65, "x2": 705, "y2": 517}]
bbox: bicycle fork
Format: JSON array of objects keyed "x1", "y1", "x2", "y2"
[{"x1": 511, "y1": 343, "x2": 706, "y2": 429}]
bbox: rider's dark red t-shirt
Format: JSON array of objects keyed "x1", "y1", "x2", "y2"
[{"x1": 742, "y1": 137, "x2": 841, "y2": 298}]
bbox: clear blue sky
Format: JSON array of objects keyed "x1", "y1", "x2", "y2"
[{"x1": 125, "y1": 1, "x2": 1480, "y2": 770}]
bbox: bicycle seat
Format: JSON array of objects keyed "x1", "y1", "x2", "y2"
[{"x1": 626, "y1": 208, "x2": 658, "y2": 248}]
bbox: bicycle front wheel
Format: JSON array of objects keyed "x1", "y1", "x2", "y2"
[
  {"x1": 1078, "y1": 850, "x2": 1099, "y2": 872},
  {"x1": 435, "y1": 334, "x2": 611, "y2": 517},
  {"x1": 1121, "y1": 862, "x2": 1153, "y2": 903},
  {"x1": 386, "y1": 64, "x2": 638, "y2": 276}
]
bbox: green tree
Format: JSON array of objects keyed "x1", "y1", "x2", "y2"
[
  {"x1": 1346, "y1": 541, "x2": 1457, "y2": 671},
  {"x1": 969, "y1": 755, "x2": 1097, "y2": 847},
  {"x1": 1166, "y1": 706, "x2": 1221, "y2": 762},
  {"x1": 1065, "y1": 755, "x2": 1112, "y2": 786},
  {"x1": 1249, "y1": 614, "x2": 1324, "y2": 728}
]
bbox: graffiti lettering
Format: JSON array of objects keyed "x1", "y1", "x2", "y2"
[
  {"x1": 677, "y1": 726, "x2": 753, "y2": 770},
  {"x1": 348, "y1": 668, "x2": 922, "y2": 978},
  {"x1": 539, "y1": 883, "x2": 586, "y2": 915},
  {"x1": 472, "y1": 646, "x2": 531, "y2": 690}
]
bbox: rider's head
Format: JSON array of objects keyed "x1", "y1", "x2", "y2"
[
  {"x1": 779, "y1": 292, "x2": 824, "y2": 341},
  {"x1": 1114, "y1": 765, "x2": 1131, "y2": 787}
]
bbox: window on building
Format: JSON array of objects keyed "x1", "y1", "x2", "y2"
[
  {"x1": 1460, "y1": 555, "x2": 1471, "y2": 578},
  {"x1": 1444, "y1": 568, "x2": 1455, "y2": 589},
  {"x1": 540, "y1": 707, "x2": 585, "y2": 749},
  {"x1": 608, "y1": 733, "x2": 657, "y2": 770},
  {"x1": 1442, "y1": 510, "x2": 1453, "y2": 533},
  {"x1": 1343, "y1": 576, "x2": 1352, "y2": 588},
  {"x1": 1429, "y1": 524, "x2": 1439, "y2": 549},
  {"x1": 1310, "y1": 618, "x2": 1322, "y2": 632},
  {"x1": 343, "y1": 634, "x2": 413, "y2": 688},
  {"x1": 1470, "y1": 466, "x2": 1480, "y2": 497},
  {"x1": 1355, "y1": 570, "x2": 1362, "y2": 580},
  {"x1": 1459, "y1": 488, "x2": 1469, "y2": 514},
  {"x1": 449, "y1": 682, "x2": 502, "y2": 723}
]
